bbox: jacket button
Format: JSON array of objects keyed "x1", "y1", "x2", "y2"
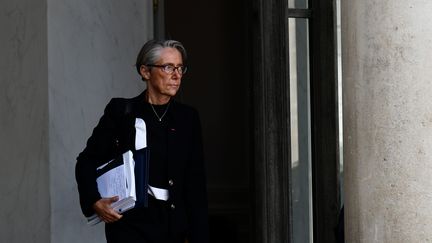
[
  {"x1": 168, "y1": 179, "x2": 174, "y2": 186},
  {"x1": 170, "y1": 204, "x2": 175, "y2": 210}
]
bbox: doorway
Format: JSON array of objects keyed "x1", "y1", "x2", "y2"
[
  {"x1": 158, "y1": 0, "x2": 340, "y2": 242},
  {"x1": 163, "y1": 1, "x2": 252, "y2": 242}
]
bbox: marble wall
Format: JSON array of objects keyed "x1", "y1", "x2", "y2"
[
  {"x1": 0, "y1": 0, "x2": 50, "y2": 242},
  {"x1": 48, "y1": 0, "x2": 151, "y2": 242},
  {"x1": 0, "y1": 0, "x2": 152, "y2": 242}
]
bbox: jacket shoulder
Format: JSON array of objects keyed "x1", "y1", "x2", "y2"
[{"x1": 105, "y1": 97, "x2": 134, "y2": 116}]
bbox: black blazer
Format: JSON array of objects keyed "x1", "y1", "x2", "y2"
[{"x1": 75, "y1": 91, "x2": 209, "y2": 242}]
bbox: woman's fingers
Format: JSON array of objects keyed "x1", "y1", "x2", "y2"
[{"x1": 93, "y1": 196, "x2": 123, "y2": 223}]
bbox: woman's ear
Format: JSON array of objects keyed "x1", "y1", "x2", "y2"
[{"x1": 139, "y1": 65, "x2": 151, "y2": 80}]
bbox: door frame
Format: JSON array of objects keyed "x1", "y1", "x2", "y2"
[{"x1": 250, "y1": 0, "x2": 340, "y2": 242}]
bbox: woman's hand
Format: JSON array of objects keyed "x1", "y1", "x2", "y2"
[{"x1": 92, "y1": 196, "x2": 123, "y2": 223}]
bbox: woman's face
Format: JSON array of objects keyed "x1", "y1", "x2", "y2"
[{"x1": 140, "y1": 47, "x2": 183, "y2": 102}]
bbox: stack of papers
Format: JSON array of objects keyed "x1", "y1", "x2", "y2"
[{"x1": 87, "y1": 150, "x2": 136, "y2": 225}]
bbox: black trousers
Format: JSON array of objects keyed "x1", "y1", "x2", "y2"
[{"x1": 105, "y1": 197, "x2": 185, "y2": 243}]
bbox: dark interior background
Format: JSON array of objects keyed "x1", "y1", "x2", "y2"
[{"x1": 165, "y1": 1, "x2": 252, "y2": 242}]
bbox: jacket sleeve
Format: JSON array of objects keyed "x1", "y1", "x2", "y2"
[
  {"x1": 75, "y1": 99, "x2": 120, "y2": 217},
  {"x1": 185, "y1": 109, "x2": 210, "y2": 243}
]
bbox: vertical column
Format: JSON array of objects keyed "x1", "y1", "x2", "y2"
[{"x1": 342, "y1": 1, "x2": 432, "y2": 242}]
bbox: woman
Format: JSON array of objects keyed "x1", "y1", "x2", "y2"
[{"x1": 75, "y1": 40, "x2": 209, "y2": 243}]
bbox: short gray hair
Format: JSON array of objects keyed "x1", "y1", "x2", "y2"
[{"x1": 135, "y1": 39, "x2": 187, "y2": 75}]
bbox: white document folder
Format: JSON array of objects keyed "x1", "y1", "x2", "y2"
[{"x1": 87, "y1": 150, "x2": 136, "y2": 225}]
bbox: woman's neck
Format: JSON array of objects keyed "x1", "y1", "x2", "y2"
[{"x1": 146, "y1": 91, "x2": 171, "y2": 105}]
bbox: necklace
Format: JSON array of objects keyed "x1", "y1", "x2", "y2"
[{"x1": 149, "y1": 101, "x2": 171, "y2": 122}]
